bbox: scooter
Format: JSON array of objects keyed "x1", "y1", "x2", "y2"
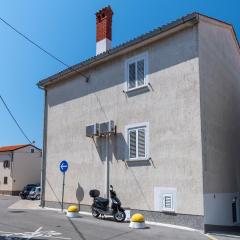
[{"x1": 89, "y1": 185, "x2": 126, "y2": 222}]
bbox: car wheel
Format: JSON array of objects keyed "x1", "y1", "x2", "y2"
[{"x1": 36, "y1": 195, "x2": 40, "y2": 200}]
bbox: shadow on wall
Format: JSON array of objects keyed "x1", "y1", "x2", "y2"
[
  {"x1": 94, "y1": 132, "x2": 154, "y2": 168},
  {"x1": 76, "y1": 183, "x2": 84, "y2": 210},
  {"x1": 47, "y1": 27, "x2": 198, "y2": 107},
  {"x1": 95, "y1": 133, "x2": 127, "y2": 163}
]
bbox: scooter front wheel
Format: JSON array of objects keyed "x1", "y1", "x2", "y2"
[
  {"x1": 113, "y1": 210, "x2": 126, "y2": 222},
  {"x1": 92, "y1": 208, "x2": 100, "y2": 218}
]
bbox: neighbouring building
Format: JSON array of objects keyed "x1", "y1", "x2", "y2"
[
  {"x1": 0, "y1": 144, "x2": 42, "y2": 195},
  {"x1": 38, "y1": 7, "x2": 240, "y2": 232}
]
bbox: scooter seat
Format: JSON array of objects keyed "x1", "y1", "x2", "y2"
[{"x1": 95, "y1": 197, "x2": 109, "y2": 205}]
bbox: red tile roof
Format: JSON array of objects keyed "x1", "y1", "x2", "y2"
[{"x1": 0, "y1": 144, "x2": 30, "y2": 152}]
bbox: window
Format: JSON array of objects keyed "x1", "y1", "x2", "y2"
[
  {"x1": 125, "y1": 52, "x2": 148, "y2": 91},
  {"x1": 3, "y1": 161, "x2": 9, "y2": 168},
  {"x1": 162, "y1": 193, "x2": 174, "y2": 212},
  {"x1": 4, "y1": 177, "x2": 8, "y2": 184},
  {"x1": 126, "y1": 123, "x2": 149, "y2": 160},
  {"x1": 31, "y1": 149, "x2": 34, "y2": 153}
]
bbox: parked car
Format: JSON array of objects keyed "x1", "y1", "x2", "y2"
[
  {"x1": 19, "y1": 184, "x2": 38, "y2": 199},
  {"x1": 28, "y1": 186, "x2": 41, "y2": 200}
]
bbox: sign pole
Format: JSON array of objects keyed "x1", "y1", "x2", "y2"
[
  {"x1": 61, "y1": 172, "x2": 65, "y2": 212},
  {"x1": 59, "y1": 160, "x2": 68, "y2": 212}
]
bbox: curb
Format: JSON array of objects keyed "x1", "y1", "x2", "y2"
[
  {"x1": 206, "y1": 234, "x2": 218, "y2": 240},
  {"x1": 43, "y1": 207, "x2": 203, "y2": 233}
]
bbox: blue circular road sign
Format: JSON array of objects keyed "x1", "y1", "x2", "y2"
[{"x1": 59, "y1": 160, "x2": 68, "y2": 173}]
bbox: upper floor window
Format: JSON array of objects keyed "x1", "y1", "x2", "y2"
[{"x1": 125, "y1": 52, "x2": 148, "y2": 91}]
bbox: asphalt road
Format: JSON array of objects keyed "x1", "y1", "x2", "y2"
[{"x1": 0, "y1": 195, "x2": 210, "y2": 240}]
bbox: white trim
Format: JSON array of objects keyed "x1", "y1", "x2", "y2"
[
  {"x1": 125, "y1": 122, "x2": 149, "y2": 161},
  {"x1": 145, "y1": 221, "x2": 198, "y2": 232},
  {"x1": 154, "y1": 187, "x2": 177, "y2": 212},
  {"x1": 96, "y1": 38, "x2": 112, "y2": 55},
  {"x1": 124, "y1": 52, "x2": 149, "y2": 92},
  {"x1": 125, "y1": 84, "x2": 150, "y2": 93}
]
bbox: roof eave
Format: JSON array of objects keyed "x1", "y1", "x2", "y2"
[{"x1": 37, "y1": 13, "x2": 199, "y2": 89}]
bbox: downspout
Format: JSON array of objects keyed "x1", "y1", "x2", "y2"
[
  {"x1": 39, "y1": 86, "x2": 48, "y2": 208},
  {"x1": 10, "y1": 151, "x2": 13, "y2": 178},
  {"x1": 10, "y1": 151, "x2": 14, "y2": 195}
]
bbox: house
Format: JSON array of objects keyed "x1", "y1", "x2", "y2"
[
  {"x1": 0, "y1": 144, "x2": 42, "y2": 195},
  {"x1": 38, "y1": 7, "x2": 240, "y2": 232}
]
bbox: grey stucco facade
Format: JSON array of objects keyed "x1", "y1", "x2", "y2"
[
  {"x1": 39, "y1": 13, "x2": 240, "y2": 231},
  {"x1": 198, "y1": 16, "x2": 240, "y2": 230}
]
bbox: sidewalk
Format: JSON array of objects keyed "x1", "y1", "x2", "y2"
[{"x1": 8, "y1": 199, "x2": 41, "y2": 210}]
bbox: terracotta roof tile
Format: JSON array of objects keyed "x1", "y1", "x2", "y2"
[{"x1": 0, "y1": 144, "x2": 30, "y2": 152}]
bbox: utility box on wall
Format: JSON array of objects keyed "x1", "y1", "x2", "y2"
[
  {"x1": 99, "y1": 120, "x2": 115, "y2": 135},
  {"x1": 86, "y1": 123, "x2": 99, "y2": 137}
]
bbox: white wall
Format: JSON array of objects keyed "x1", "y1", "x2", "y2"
[
  {"x1": 12, "y1": 146, "x2": 42, "y2": 191},
  {"x1": 0, "y1": 152, "x2": 13, "y2": 191},
  {"x1": 199, "y1": 17, "x2": 240, "y2": 226}
]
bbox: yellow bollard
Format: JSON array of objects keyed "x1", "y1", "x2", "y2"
[
  {"x1": 66, "y1": 205, "x2": 79, "y2": 218},
  {"x1": 129, "y1": 213, "x2": 146, "y2": 229}
]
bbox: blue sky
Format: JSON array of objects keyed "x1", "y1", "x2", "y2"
[{"x1": 0, "y1": 0, "x2": 239, "y2": 148}]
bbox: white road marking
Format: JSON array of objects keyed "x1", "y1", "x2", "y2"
[
  {"x1": 0, "y1": 227, "x2": 71, "y2": 240},
  {"x1": 145, "y1": 220, "x2": 199, "y2": 232}
]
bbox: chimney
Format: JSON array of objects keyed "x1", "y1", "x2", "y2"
[{"x1": 96, "y1": 6, "x2": 113, "y2": 55}]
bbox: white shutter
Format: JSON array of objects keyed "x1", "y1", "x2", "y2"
[
  {"x1": 138, "y1": 128, "x2": 146, "y2": 158},
  {"x1": 129, "y1": 129, "x2": 137, "y2": 159},
  {"x1": 163, "y1": 194, "x2": 174, "y2": 211},
  {"x1": 137, "y1": 59, "x2": 144, "y2": 86}
]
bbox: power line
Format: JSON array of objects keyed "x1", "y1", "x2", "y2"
[
  {"x1": 0, "y1": 16, "x2": 89, "y2": 81},
  {"x1": 0, "y1": 95, "x2": 32, "y2": 144}
]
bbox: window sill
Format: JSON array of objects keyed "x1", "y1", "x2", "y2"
[
  {"x1": 125, "y1": 84, "x2": 149, "y2": 93},
  {"x1": 126, "y1": 158, "x2": 150, "y2": 162},
  {"x1": 162, "y1": 209, "x2": 175, "y2": 213}
]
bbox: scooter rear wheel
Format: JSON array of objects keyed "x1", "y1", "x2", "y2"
[
  {"x1": 92, "y1": 208, "x2": 100, "y2": 218},
  {"x1": 113, "y1": 210, "x2": 126, "y2": 222}
]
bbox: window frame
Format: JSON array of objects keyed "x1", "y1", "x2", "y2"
[
  {"x1": 125, "y1": 52, "x2": 149, "y2": 92},
  {"x1": 125, "y1": 122, "x2": 149, "y2": 161}
]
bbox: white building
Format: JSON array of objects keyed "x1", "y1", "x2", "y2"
[
  {"x1": 38, "y1": 8, "x2": 240, "y2": 232},
  {"x1": 0, "y1": 144, "x2": 42, "y2": 195}
]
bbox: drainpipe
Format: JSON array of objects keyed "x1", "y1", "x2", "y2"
[
  {"x1": 105, "y1": 134, "x2": 109, "y2": 199},
  {"x1": 39, "y1": 87, "x2": 48, "y2": 208},
  {"x1": 10, "y1": 151, "x2": 13, "y2": 178}
]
